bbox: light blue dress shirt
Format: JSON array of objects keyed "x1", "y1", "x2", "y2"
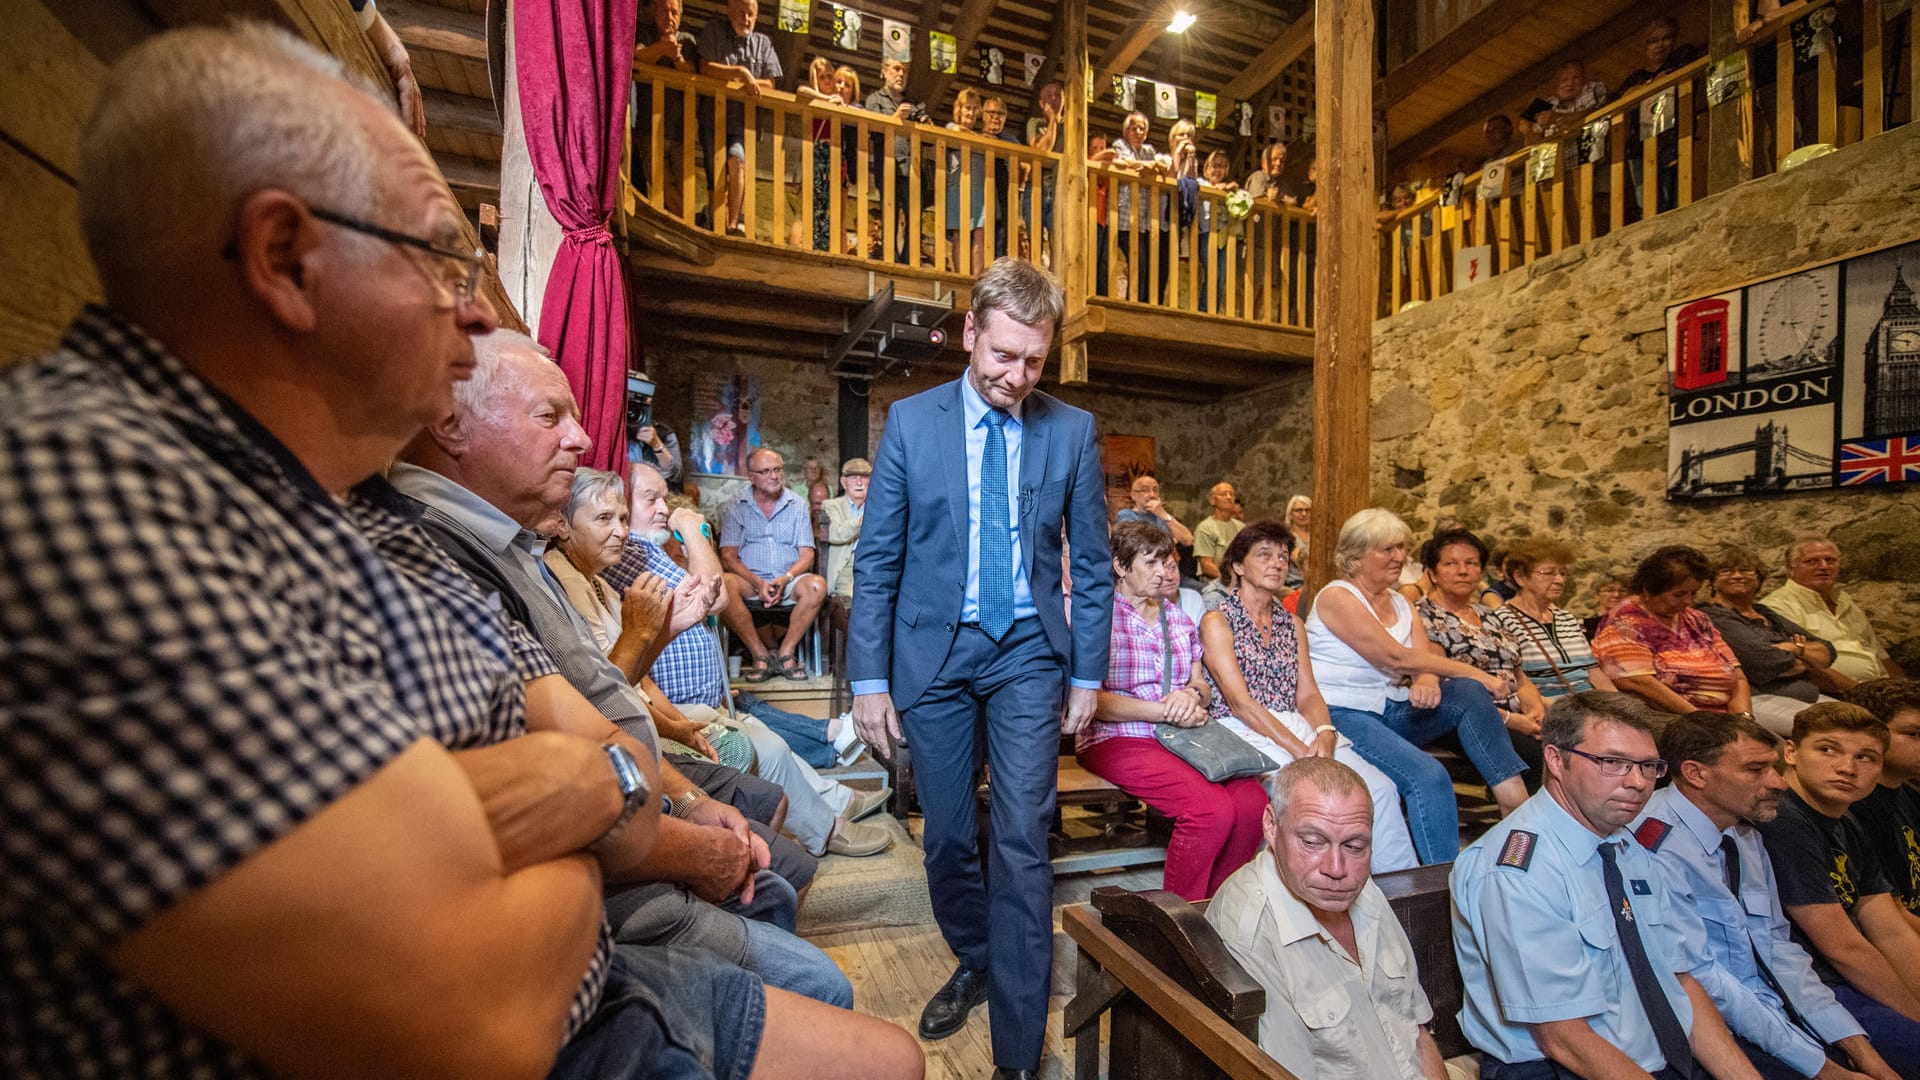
[
  {"x1": 1632, "y1": 786, "x2": 1864, "y2": 1077},
  {"x1": 851, "y1": 377, "x2": 1097, "y2": 698},
  {"x1": 1451, "y1": 789, "x2": 1699, "y2": 1071}
]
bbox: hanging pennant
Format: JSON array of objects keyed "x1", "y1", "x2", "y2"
[
  {"x1": 881, "y1": 19, "x2": 911, "y2": 63},
  {"x1": 1085, "y1": 66, "x2": 1096, "y2": 103},
  {"x1": 1153, "y1": 81, "x2": 1177, "y2": 120},
  {"x1": 1195, "y1": 92, "x2": 1216, "y2": 129},
  {"x1": 978, "y1": 45, "x2": 1005, "y2": 84},
  {"x1": 1267, "y1": 104, "x2": 1286, "y2": 142},
  {"x1": 1024, "y1": 52, "x2": 1044, "y2": 87},
  {"x1": 776, "y1": 0, "x2": 810, "y2": 34},
  {"x1": 830, "y1": 5, "x2": 862, "y2": 51},
  {"x1": 1237, "y1": 102, "x2": 1253, "y2": 137},
  {"x1": 928, "y1": 31, "x2": 956, "y2": 73},
  {"x1": 1112, "y1": 75, "x2": 1137, "y2": 111}
]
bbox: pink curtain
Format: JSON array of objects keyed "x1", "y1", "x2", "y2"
[{"x1": 514, "y1": 0, "x2": 639, "y2": 474}]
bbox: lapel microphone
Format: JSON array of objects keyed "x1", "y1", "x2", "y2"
[{"x1": 1019, "y1": 486, "x2": 1035, "y2": 517}]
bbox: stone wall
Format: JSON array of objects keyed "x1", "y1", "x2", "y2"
[
  {"x1": 1370, "y1": 123, "x2": 1920, "y2": 666},
  {"x1": 643, "y1": 345, "x2": 1315, "y2": 526}
]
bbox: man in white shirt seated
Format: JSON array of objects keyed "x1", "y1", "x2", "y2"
[
  {"x1": 1762, "y1": 538, "x2": 1906, "y2": 692},
  {"x1": 1205, "y1": 758, "x2": 1449, "y2": 1079}
]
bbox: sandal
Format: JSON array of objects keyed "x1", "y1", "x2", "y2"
[
  {"x1": 778, "y1": 653, "x2": 809, "y2": 681},
  {"x1": 741, "y1": 656, "x2": 774, "y2": 683}
]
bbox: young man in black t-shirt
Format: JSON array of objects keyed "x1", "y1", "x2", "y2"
[
  {"x1": 1848, "y1": 679, "x2": 1920, "y2": 921},
  {"x1": 1758, "y1": 702, "x2": 1920, "y2": 1072}
]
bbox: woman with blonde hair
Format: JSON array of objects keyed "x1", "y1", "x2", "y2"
[
  {"x1": 944, "y1": 86, "x2": 988, "y2": 271},
  {"x1": 797, "y1": 57, "x2": 845, "y2": 252}
]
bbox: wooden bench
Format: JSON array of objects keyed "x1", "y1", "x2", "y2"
[{"x1": 1062, "y1": 863, "x2": 1468, "y2": 1080}]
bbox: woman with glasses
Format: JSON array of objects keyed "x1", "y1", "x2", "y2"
[
  {"x1": 1488, "y1": 538, "x2": 1614, "y2": 703},
  {"x1": 1593, "y1": 545, "x2": 1755, "y2": 721},
  {"x1": 1698, "y1": 544, "x2": 1838, "y2": 735}
]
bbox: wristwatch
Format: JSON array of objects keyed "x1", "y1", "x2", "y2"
[
  {"x1": 590, "y1": 743, "x2": 652, "y2": 852},
  {"x1": 669, "y1": 789, "x2": 707, "y2": 818}
]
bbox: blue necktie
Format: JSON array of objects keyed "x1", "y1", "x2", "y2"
[{"x1": 979, "y1": 408, "x2": 1014, "y2": 641}]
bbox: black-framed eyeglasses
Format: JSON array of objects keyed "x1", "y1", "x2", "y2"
[
  {"x1": 1562, "y1": 747, "x2": 1668, "y2": 779},
  {"x1": 307, "y1": 206, "x2": 487, "y2": 302}
]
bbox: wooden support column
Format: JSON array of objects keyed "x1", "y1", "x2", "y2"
[
  {"x1": 1057, "y1": 0, "x2": 1091, "y2": 384},
  {"x1": 1308, "y1": 0, "x2": 1373, "y2": 603},
  {"x1": 1705, "y1": 0, "x2": 1754, "y2": 195}
]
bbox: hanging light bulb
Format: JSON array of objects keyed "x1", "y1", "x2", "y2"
[{"x1": 1167, "y1": 10, "x2": 1197, "y2": 33}]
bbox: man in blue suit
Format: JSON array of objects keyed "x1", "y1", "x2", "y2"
[{"x1": 850, "y1": 257, "x2": 1114, "y2": 1079}]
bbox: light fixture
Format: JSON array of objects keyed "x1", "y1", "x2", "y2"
[{"x1": 1168, "y1": 9, "x2": 1197, "y2": 33}]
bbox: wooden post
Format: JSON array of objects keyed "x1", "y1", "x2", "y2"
[
  {"x1": 1309, "y1": 0, "x2": 1373, "y2": 605},
  {"x1": 1704, "y1": 0, "x2": 1753, "y2": 195},
  {"x1": 1058, "y1": 0, "x2": 1091, "y2": 383}
]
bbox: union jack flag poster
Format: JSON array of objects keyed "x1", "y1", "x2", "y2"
[{"x1": 1839, "y1": 436, "x2": 1920, "y2": 485}]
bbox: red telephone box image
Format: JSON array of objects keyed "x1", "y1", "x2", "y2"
[{"x1": 1673, "y1": 299, "x2": 1732, "y2": 391}]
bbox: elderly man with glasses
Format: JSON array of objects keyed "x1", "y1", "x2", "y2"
[
  {"x1": 720, "y1": 447, "x2": 829, "y2": 682},
  {"x1": 1452, "y1": 692, "x2": 1765, "y2": 1080}
]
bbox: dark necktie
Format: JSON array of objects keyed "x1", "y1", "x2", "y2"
[
  {"x1": 1599, "y1": 840, "x2": 1697, "y2": 1079},
  {"x1": 979, "y1": 408, "x2": 1014, "y2": 641},
  {"x1": 1721, "y1": 835, "x2": 1821, "y2": 1043}
]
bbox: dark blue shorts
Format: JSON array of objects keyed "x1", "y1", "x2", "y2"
[{"x1": 549, "y1": 944, "x2": 765, "y2": 1080}]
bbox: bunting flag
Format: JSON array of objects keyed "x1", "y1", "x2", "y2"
[
  {"x1": 1153, "y1": 80, "x2": 1177, "y2": 119},
  {"x1": 929, "y1": 30, "x2": 956, "y2": 73},
  {"x1": 978, "y1": 45, "x2": 1005, "y2": 84},
  {"x1": 1237, "y1": 101, "x2": 1253, "y2": 136},
  {"x1": 830, "y1": 4, "x2": 862, "y2": 50},
  {"x1": 1267, "y1": 104, "x2": 1285, "y2": 141},
  {"x1": 776, "y1": 0, "x2": 810, "y2": 34},
  {"x1": 882, "y1": 19, "x2": 911, "y2": 62},
  {"x1": 1112, "y1": 75, "x2": 1137, "y2": 110},
  {"x1": 1024, "y1": 52, "x2": 1044, "y2": 87},
  {"x1": 1195, "y1": 92, "x2": 1216, "y2": 129}
]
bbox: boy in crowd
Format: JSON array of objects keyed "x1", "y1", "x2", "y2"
[
  {"x1": 1845, "y1": 680, "x2": 1920, "y2": 921},
  {"x1": 1757, "y1": 703, "x2": 1920, "y2": 1071}
]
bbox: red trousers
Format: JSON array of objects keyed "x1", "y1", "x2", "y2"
[{"x1": 1076, "y1": 735, "x2": 1269, "y2": 901}]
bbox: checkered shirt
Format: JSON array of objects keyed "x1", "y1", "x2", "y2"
[
  {"x1": 0, "y1": 307, "x2": 607, "y2": 1078},
  {"x1": 720, "y1": 488, "x2": 814, "y2": 580},
  {"x1": 605, "y1": 537, "x2": 731, "y2": 709},
  {"x1": 1077, "y1": 596, "x2": 1202, "y2": 753}
]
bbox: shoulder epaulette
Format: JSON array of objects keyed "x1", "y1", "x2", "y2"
[
  {"x1": 1634, "y1": 818, "x2": 1673, "y2": 853},
  {"x1": 1497, "y1": 829, "x2": 1537, "y2": 871}
]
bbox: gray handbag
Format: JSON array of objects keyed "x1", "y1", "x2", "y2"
[{"x1": 1150, "y1": 607, "x2": 1278, "y2": 782}]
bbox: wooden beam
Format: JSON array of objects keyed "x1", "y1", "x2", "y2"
[
  {"x1": 1704, "y1": 0, "x2": 1753, "y2": 195},
  {"x1": 1093, "y1": 10, "x2": 1168, "y2": 86},
  {"x1": 1093, "y1": 303, "x2": 1314, "y2": 363},
  {"x1": 922, "y1": 0, "x2": 1006, "y2": 116},
  {"x1": 633, "y1": 293, "x2": 846, "y2": 334},
  {"x1": 905, "y1": 0, "x2": 948, "y2": 105},
  {"x1": 1309, "y1": 0, "x2": 1375, "y2": 604},
  {"x1": 1385, "y1": 0, "x2": 1671, "y2": 166},
  {"x1": 382, "y1": 0, "x2": 486, "y2": 63},
  {"x1": 1058, "y1": 0, "x2": 1090, "y2": 384},
  {"x1": 1219, "y1": 15, "x2": 1314, "y2": 102},
  {"x1": 423, "y1": 87, "x2": 501, "y2": 137},
  {"x1": 1030, "y1": 10, "x2": 1070, "y2": 99},
  {"x1": 434, "y1": 150, "x2": 499, "y2": 195},
  {"x1": 1376, "y1": 0, "x2": 1548, "y2": 107}
]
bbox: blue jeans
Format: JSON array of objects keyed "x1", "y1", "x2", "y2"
[
  {"x1": 736, "y1": 690, "x2": 836, "y2": 769},
  {"x1": 1327, "y1": 678, "x2": 1526, "y2": 864},
  {"x1": 549, "y1": 944, "x2": 765, "y2": 1080},
  {"x1": 606, "y1": 873, "x2": 852, "y2": 1008},
  {"x1": 1835, "y1": 983, "x2": 1920, "y2": 1076}
]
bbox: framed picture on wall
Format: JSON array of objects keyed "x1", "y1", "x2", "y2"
[
  {"x1": 1101, "y1": 434, "x2": 1155, "y2": 516},
  {"x1": 689, "y1": 371, "x2": 763, "y2": 478}
]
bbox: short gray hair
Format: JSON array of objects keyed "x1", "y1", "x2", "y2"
[
  {"x1": 1269, "y1": 757, "x2": 1371, "y2": 822},
  {"x1": 564, "y1": 468, "x2": 627, "y2": 524},
  {"x1": 1333, "y1": 508, "x2": 1413, "y2": 577},
  {"x1": 456, "y1": 329, "x2": 551, "y2": 419},
  {"x1": 1784, "y1": 535, "x2": 1837, "y2": 567},
  {"x1": 970, "y1": 257, "x2": 1065, "y2": 333},
  {"x1": 79, "y1": 23, "x2": 397, "y2": 302}
]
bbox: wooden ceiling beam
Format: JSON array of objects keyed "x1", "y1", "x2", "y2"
[
  {"x1": 1219, "y1": 14, "x2": 1313, "y2": 102},
  {"x1": 382, "y1": 0, "x2": 485, "y2": 63},
  {"x1": 1385, "y1": 0, "x2": 1673, "y2": 166},
  {"x1": 434, "y1": 150, "x2": 498, "y2": 198},
  {"x1": 1093, "y1": 9, "x2": 1171, "y2": 86},
  {"x1": 921, "y1": 0, "x2": 1005, "y2": 114},
  {"x1": 1030, "y1": 11, "x2": 1069, "y2": 96},
  {"x1": 1375, "y1": 0, "x2": 1547, "y2": 107},
  {"x1": 633, "y1": 294, "x2": 852, "y2": 335},
  {"x1": 422, "y1": 87, "x2": 500, "y2": 136}
]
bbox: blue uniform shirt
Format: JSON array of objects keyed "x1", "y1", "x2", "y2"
[
  {"x1": 1451, "y1": 788, "x2": 1699, "y2": 1071},
  {"x1": 1631, "y1": 786, "x2": 1864, "y2": 1077}
]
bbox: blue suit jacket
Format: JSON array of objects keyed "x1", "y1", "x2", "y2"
[{"x1": 849, "y1": 378, "x2": 1114, "y2": 709}]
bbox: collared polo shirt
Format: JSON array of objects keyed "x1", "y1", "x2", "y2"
[
  {"x1": 721, "y1": 486, "x2": 815, "y2": 581},
  {"x1": 1760, "y1": 578, "x2": 1890, "y2": 683}
]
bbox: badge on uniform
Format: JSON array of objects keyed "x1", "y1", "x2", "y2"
[
  {"x1": 1633, "y1": 818, "x2": 1672, "y2": 852},
  {"x1": 1498, "y1": 830, "x2": 1537, "y2": 871},
  {"x1": 1631, "y1": 879, "x2": 1651, "y2": 895},
  {"x1": 1620, "y1": 896, "x2": 1634, "y2": 922}
]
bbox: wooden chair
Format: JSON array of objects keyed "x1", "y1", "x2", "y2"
[{"x1": 1062, "y1": 863, "x2": 1467, "y2": 1080}]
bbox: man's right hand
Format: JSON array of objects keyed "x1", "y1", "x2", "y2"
[
  {"x1": 668, "y1": 506, "x2": 707, "y2": 539},
  {"x1": 894, "y1": 103, "x2": 913, "y2": 121},
  {"x1": 852, "y1": 692, "x2": 902, "y2": 747},
  {"x1": 683, "y1": 820, "x2": 755, "y2": 904},
  {"x1": 621, "y1": 573, "x2": 672, "y2": 641}
]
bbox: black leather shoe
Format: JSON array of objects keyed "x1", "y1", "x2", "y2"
[
  {"x1": 917, "y1": 966, "x2": 988, "y2": 1039},
  {"x1": 990, "y1": 1070, "x2": 1038, "y2": 1080}
]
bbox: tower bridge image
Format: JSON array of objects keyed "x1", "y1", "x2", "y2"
[{"x1": 1669, "y1": 419, "x2": 1833, "y2": 499}]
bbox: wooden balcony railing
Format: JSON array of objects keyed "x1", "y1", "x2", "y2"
[
  {"x1": 623, "y1": 65, "x2": 1317, "y2": 332},
  {"x1": 1379, "y1": 0, "x2": 1915, "y2": 314}
]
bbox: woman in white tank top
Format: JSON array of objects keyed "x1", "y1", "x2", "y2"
[{"x1": 1303, "y1": 509, "x2": 1530, "y2": 864}]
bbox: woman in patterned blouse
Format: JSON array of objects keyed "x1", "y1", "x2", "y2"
[
  {"x1": 1415, "y1": 528, "x2": 1549, "y2": 785},
  {"x1": 1487, "y1": 538, "x2": 1614, "y2": 702},
  {"x1": 1077, "y1": 521, "x2": 1270, "y2": 900},
  {"x1": 1593, "y1": 545, "x2": 1755, "y2": 718}
]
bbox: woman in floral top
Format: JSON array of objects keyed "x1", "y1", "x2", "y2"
[
  {"x1": 1197, "y1": 520, "x2": 1419, "y2": 872},
  {"x1": 1593, "y1": 545, "x2": 1754, "y2": 717},
  {"x1": 1415, "y1": 528, "x2": 1549, "y2": 784},
  {"x1": 1078, "y1": 522, "x2": 1268, "y2": 901}
]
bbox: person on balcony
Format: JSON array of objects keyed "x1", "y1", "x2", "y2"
[
  {"x1": 797, "y1": 57, "x2": 846, "y2": 252},
  {"x1": 1620, "y1": 18, "x2": 1701, "y2": 216},
  {"x1": 634, "y1": 0, "x2": 700, "y2": 219},
  {"x1": 1090, "y1": 132, "x2": 1116, "y2": 294},
  {"x1": 864, "y1": 57, "x2": 926, "y2": 264},
  {"x1": 1111, "y1": 110, "x2": 1172, "y2": 303},
  {"x1": 944, "y1": 87, "x2": 989, "y2": 273},
  {"x1": 1025, "y1": 81, "x2": 1063, "y2": 256},
  {"x1": 1521, "y1": 60, "x2": 1609, "y2": 142},
  {"x1": 697, "y1": 0, "x2": 781, "y2": 237},
  {"x1": 983, "y1": 96, "x2": 1023, "y2": 258},
  {"x1": 1246, "y1": 141, "x2": 1303, "y2": 206}
]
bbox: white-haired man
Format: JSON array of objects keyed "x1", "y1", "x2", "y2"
[
  {"x1": 1763, "y1": 539, "x2": 1906, "y2": 691},
  {"x1": 1206, "y1": 758, "x2": 1449, "y2": 1079},
  {"x1": 0, "y1": 22, "x2": 920, "y2": 1080}
]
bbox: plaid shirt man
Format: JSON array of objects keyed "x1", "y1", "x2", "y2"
[
  {"x1": 1077, "y1": 596, "x2": 1202, "y2": 753},
  {"x1": 0, "y1": 308, "x2": 609, "y2": 1077},
  {"x1": 605, "y1": 536, "x2": 731, "y2": 710},
  {"x1": 721, "y1": 487, "x2": 814, "y2": 581}
]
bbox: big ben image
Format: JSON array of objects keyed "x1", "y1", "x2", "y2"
[{"x1": 1866, "y1": 264, "x2": 1920, "y2": 437}]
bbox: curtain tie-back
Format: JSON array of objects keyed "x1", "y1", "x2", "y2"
[{"x1": 561, "y1": 217, "x2": 614, "y2": 246}]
